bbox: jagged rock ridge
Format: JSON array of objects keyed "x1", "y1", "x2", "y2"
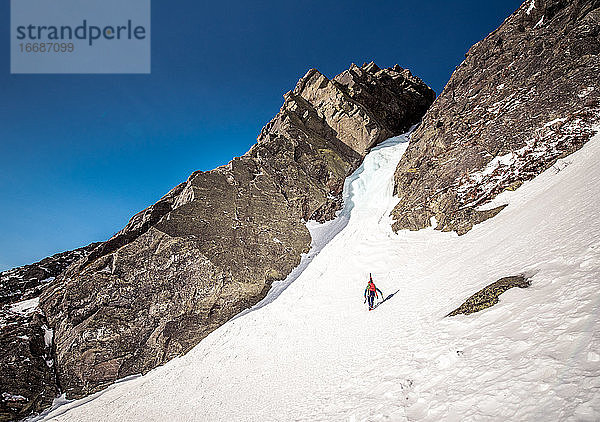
[
  {"x1": 40, "y1": 62, "x2": 435, "y2": 400},
  {"x1": 392, "y1": 0, "x2": 600, "y2": 234},
  {"x1": 0, "y1": 243, "x2": 101, "y2": 306}
]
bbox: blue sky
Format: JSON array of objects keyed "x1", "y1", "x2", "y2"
[{"x1": 0, "y1": 0, "x2": 523, "y2": 271}]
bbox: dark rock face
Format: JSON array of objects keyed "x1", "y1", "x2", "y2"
[
  {"x1": 392, "y1": 0, "x2": 600, "y2": 234},
  {"x1": 0, "y1": 243, "x2": 99, "y2": 422},
  {"x1": 40, "y1": 62, "x2": 435, "y2": 399},
  {"x1": 447, "y1": 276, "x2": 531, "y2": 316},
  {"x1": 0, "y1": 311, "x2": 56, "y2": 422}
]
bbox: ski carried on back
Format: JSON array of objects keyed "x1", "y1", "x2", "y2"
[{"x1": 364, "y1": 273, "x2": 383, "y2": 310}]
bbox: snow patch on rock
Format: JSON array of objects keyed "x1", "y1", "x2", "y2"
[
  {"x1": 457, "y1": 119, "x2": 597, "y2": 209},
  {"x1": 2, "y1": 392, "x2": 28, "y2": 402},
  {"x1": 42, "y1": 325, "x2": 54, "y2": 348},
  {"x1": 10, "y1": 297, "x2": 40, "y2": 315}
]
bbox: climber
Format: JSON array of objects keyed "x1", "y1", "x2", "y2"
[{"x1": 364, "y1": 274, "x2": 383, "y2": 311}]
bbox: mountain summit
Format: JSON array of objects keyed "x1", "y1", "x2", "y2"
[{"x1": 37, "y1": 63, "x2": 434, "y2": 401}]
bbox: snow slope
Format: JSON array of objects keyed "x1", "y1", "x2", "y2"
[{"x1": 36, "y1": 130, "x2": 600, "y2": 421}]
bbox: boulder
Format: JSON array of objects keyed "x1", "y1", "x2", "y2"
[{"x1": 447, "y1": 275, "x2": 531, "y2": 316}]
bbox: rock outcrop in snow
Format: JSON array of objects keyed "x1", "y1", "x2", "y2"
[
  {"x1": 391, "y1": 0, "x2": 600, "y2": 234},
  {"x1": 39, "y1": 63, "x2": 435, "y2": 399},
  {"x1": 447, "y1": 275, "x2": 531, "y2": 317}
]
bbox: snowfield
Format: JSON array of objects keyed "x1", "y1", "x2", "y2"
[{"x1": 35, "y1": 130, "x2": 600, "y2": 421}]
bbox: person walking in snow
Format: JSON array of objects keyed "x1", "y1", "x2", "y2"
[{"x1": 364, "y1": 274, "x2": 383, "y2": 311}]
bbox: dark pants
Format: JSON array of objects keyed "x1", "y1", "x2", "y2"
[{"x1": 367, "y1": 291, "x2": 375, "y2": 308}]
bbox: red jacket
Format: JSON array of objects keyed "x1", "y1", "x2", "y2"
[{"x1": 365, "y1": 281, "x2": 383, "y2": 297}]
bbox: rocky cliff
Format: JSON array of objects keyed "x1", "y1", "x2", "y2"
[
  {"x1": 0, "y1": 243, "x2": 99, "y2": 422},
  {"x1": 392, "y1": 0, "x2": 600, "y2": 234},
  {"x1": 39, "y1": 62, "x2": 435, "y2": 400}
]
